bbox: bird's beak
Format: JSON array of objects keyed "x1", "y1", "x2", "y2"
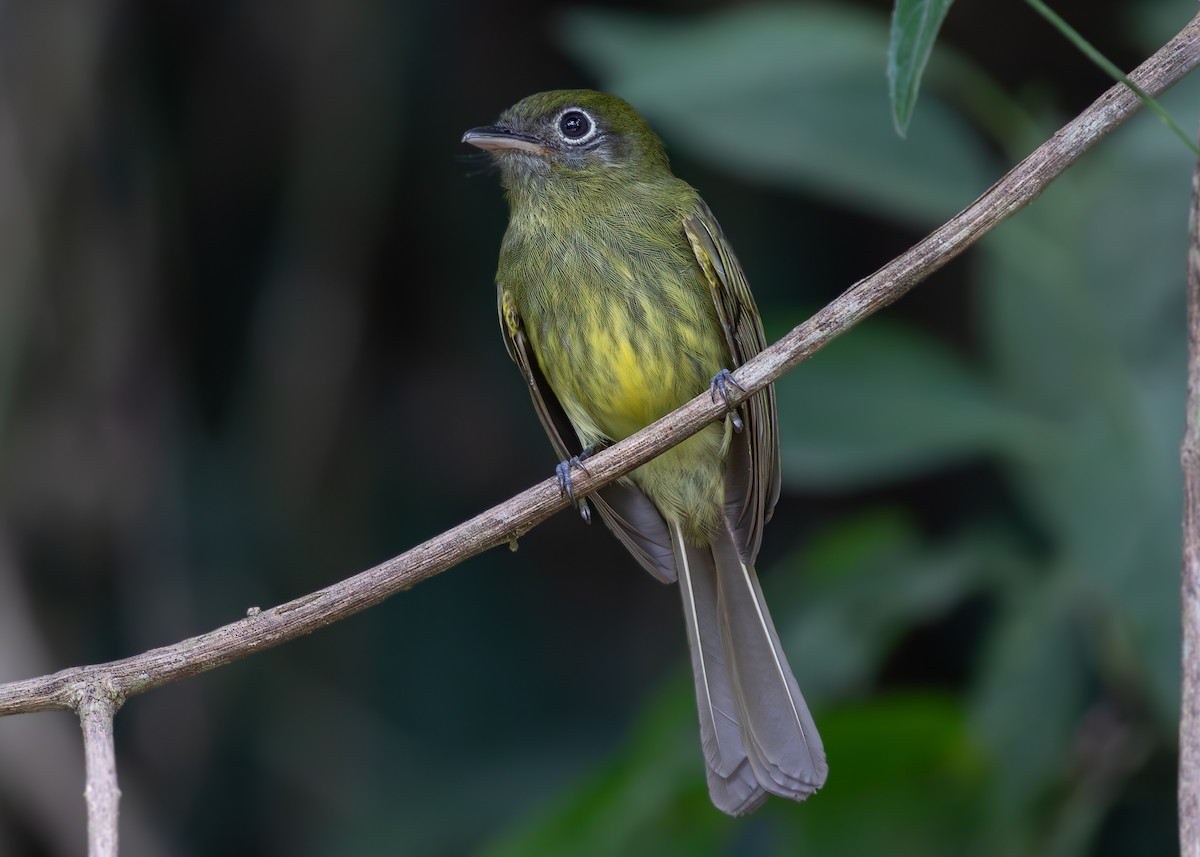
[{"x1": 462, "y1": 125, "x2": 547, "y2": 155}]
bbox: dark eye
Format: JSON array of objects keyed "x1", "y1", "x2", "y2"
[{"x1": 557, "y1": 109, "x2": 595, "y2": 143}]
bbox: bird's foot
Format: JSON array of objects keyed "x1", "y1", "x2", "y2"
[
  {"x1": 709, "y1": 369, "x2": 745, "y2": 432},
  {"x1": 556, "y1": 446, "x2": 596, "y2": 522}
]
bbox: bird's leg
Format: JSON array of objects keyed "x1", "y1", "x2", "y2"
[
  {"x1": 710, "y1": 369, "x2": 745, "y2": 432},
  {"x1": 556, "y1": 445, "x2": 597, "y2": 522}
]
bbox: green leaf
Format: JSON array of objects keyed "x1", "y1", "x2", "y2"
[
  {"x1": 558, "y1": 3, "x2": 994, "y2": 223},
  {"x1": 775, "y1": 318, "x2": 1045, "y2": 490},
  {"x1": 888, "y1": 0, "x2": 956, "y2": 135},
  {"x1": 973, "y1": 580, "x2": 1087, "y2": 794},
  {"x1": 779, "y1": 510, "x2": 1016, "y2": 699},
  {"x1": 970, "y1": 577, "x2": 1095, "y2": 854},
  {"x1": 480, "y1": 682, "x2": 736, "y2": 857},
  {"x1": 975, "y1": 85, "x2": 1198, "y2": 720},
  {"x1": 770, "y1": 694, "x2": 989, "y2": 856}
]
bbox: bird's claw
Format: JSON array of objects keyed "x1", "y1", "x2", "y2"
[
  {"x1": 710, "y1": 368, "x2": 745, "y2": 432},
  {"x1": 556, "y1": 448, "x2": 595, "y2": 522}
]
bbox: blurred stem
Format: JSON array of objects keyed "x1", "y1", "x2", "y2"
[
  {"x1": 0, "y1": 87, "x2": 41, "y2": 451},
  {"x1": 1025, "y1": 0, "x2": 1200, "y2": 155},
  {"x1": 1180, "y1": 118, "x2": 1200, "y2": 857}
]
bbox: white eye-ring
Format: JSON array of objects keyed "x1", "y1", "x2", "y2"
[{"x1": 555, "y1": 107, "x2": 599, "y2": 146}]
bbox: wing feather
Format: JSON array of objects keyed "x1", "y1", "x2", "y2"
[
  {"x1": 682, "y1": 202, "x2": 781, "y2": 563},
  {"x1": 499, "y1": 285, "x2": 678, "y2": 583}
]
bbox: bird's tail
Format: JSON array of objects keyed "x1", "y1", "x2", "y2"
[{"x1": 671, "y1": 520, "x2": 827, "y2": 815}]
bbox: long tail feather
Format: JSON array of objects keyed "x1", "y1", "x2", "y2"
[
  {"x1": 672, "y1": 522, "x2": 766, "y2": 815},
  {"x1": 673, "y1": 520, "x2": 827, "y2": 813},
  {"x1": 711, "y1": 524, "x2": 827, "y2": 797}
]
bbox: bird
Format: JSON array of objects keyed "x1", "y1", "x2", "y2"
[{"x1": 463, "y1": 89, "x2": 827, "y2": 814}]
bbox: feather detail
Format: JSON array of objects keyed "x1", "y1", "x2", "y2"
[
  {"x1": 674, "y1": 517, "x2": 826, "y2": 811},
  {"x1": 711, "y1": 525, "x2": 827, "y2": 797},
  {"x1": 672, "y1": 521, "x2": 766, "y2": 814}
]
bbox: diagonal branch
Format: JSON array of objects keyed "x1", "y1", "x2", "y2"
[{"x1": 1, "y1": 10, "x2": 1199, "y2": 731}]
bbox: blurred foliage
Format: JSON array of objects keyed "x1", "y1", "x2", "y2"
[
  {"x1": 0, "y1": 1, "x2": 1194, "y2": 856},
  {"x1": 1023, "y1": 0, "x2": 1200, "y2": 156},
  {"x1": 560, "y1": 4, "x2": 992, "y2": 222}
]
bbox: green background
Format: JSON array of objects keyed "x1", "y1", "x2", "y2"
[{"x1": 0, "y1": 1, "x2": 1194, "y2": 854}]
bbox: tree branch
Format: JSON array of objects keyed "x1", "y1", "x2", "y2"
[
  {"x1": 77, "y1": 684, "x2": 120, "y2": 857},
  {"x1": 0, "y1": 14, "x2": 1197, "y2": 840},
  {"x1": 1180, "y1": 98, "x2": 1200, "y2": 857}
]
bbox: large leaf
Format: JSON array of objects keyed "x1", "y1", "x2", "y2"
[
  {"x1": 559, "y1": 3, "x2": 994, "y2": 223},
  {"x1": 774, "y1": 317, "x2": 1044, "y2": 490},
  {"x1": 976, "y1": 78, "x2": 1199, "y2": 720},
  {"x1": 775, "y1": 693, "x2": 988, "y2": 856},
  {"x1": 969, "y1": 577, "x2": 1096, "y2": 856},
  {"x1": 480, "y1": 682, "x2": 736, "y2": 857},
  {"x1": 779, "y1": 510, "x2": 1016, "y2": 698},
  {"x1": 888, "y1": 0, "x2": 957, "y2": 135}
]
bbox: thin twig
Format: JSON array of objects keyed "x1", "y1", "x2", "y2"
[
  {"x1": 1, "y1": 9, "x2": 1198, "y2": 722},
  {"x1": 77, "y1": 683, "x2": 120, "y2": 857},
  {"x1": 1024, "y1": 0, "x2": 1200, "y2": 155},
  {"x1": 1181, "y1": 110, "x2": 1200, "y2": 857}
]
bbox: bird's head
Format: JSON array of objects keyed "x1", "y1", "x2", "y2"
[{"x1": 462, "y1": 90, "x2": 670, "y2": 186}]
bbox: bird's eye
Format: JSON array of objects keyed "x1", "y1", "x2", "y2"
[
  {"x1": 559, "y1": 111, "x2": 589, "y2": 138},
  {"x1": 556, "y1": 109, "x2": 597, "y2": 145}
]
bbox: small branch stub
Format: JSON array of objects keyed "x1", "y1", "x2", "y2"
[{"x1": 78, "y1": 681, "x2": 122, "y2": 857}]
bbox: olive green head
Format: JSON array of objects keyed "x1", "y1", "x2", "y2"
[{"x1": 462, "y1": 90, "x2": 670, "y2": 184}]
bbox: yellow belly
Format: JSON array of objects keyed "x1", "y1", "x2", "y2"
[
  {"x1": 535, "y1": 302, "x2": 731, "y2": 542},
  {"x1": 579, "y1": 326, "x2": 680, "y2": 440}
]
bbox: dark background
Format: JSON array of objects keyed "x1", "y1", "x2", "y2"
[{"x1": 0, "y1": 1, "x2": 1194, "y2": 855}]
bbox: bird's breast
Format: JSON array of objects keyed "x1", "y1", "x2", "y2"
[{"x1": 508, "y1": 225, "x2": 726, "y2": 446}]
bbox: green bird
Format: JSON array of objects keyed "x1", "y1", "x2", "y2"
[{"x1": 463, "y1": 90, "x2": 827, "y2": 815}]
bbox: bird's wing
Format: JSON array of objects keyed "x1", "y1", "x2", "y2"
[
  {"x1": 682, "y1": 200, "x2": 781, "y2": 563},
  {"x1": 498, "y1": 286, "x2": 678, "y2": 583}
]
